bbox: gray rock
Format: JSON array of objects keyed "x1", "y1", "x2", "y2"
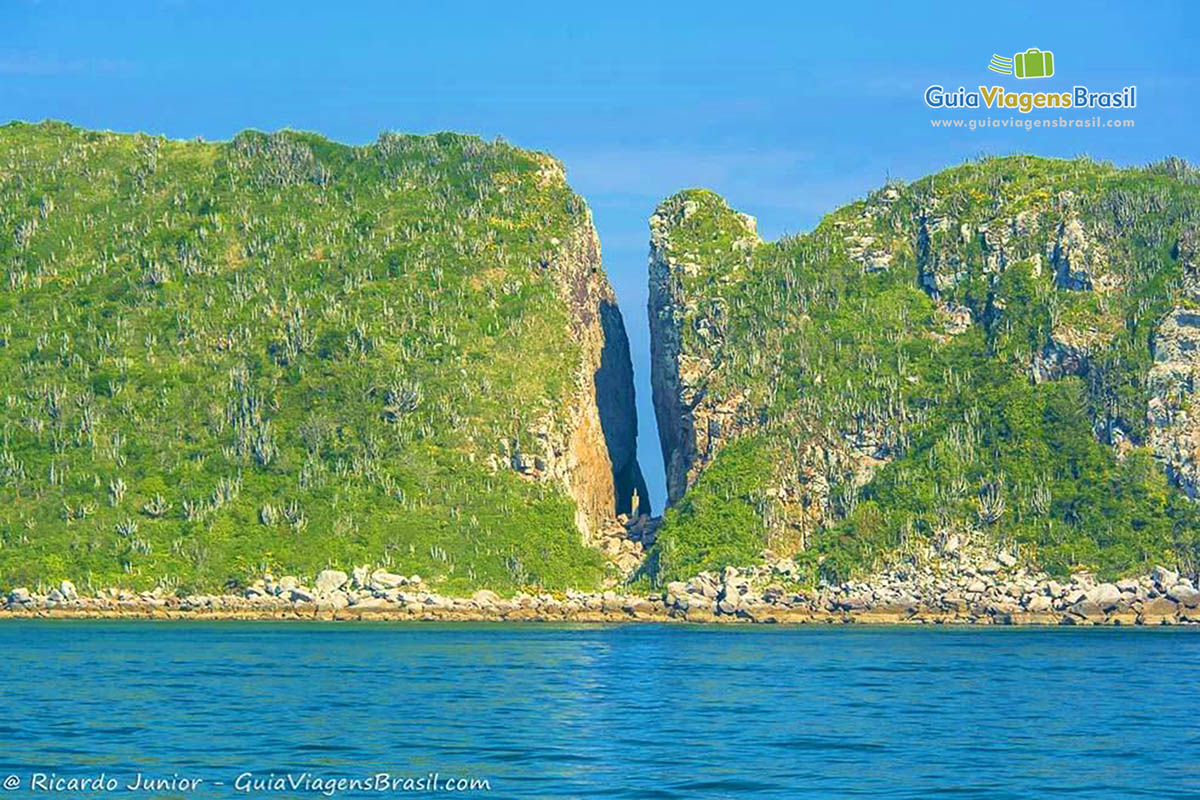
[
  {"x1": 351, "y1": 565, "x2": 371, "y2": 589},
  {"x1": 315, "y1": 569, "x2": 348, "y2": 594},
  {"x1": 319, "y1": 590, "x2": 350, "y2": 611},
  {"x1": 1024, "y1": 594, "x2": 1052, "y2": 613},
  {"x1": 997, "y1": 552, "x2": 1017, "y2": 568},
  {"x1": 689, "y1": 576, "x2": 718, "y2": 600},
  {"x1": 1140, "y1": 597, "x2": 1179, "y2": 622},
  {"x1": 1067, "y1": 599, "x2": 1106, "y2": 623},
  {"x1": 1167, "y1": 583, "x2": 1200, "y2": 608},
  {"x1": 1086, "y1": 583, "x2": 1123, "y2": 610},
  {"x1": 979, "y1": 561, "x2": 1001, "y2": 575},
  {"x1": 278, "y1": 576, "x2": 299, "y2": 592},
  {"x1": 370, "y1": 570, "x2": 406, "y2": 590},
  {"x1": 59, "y1": 580, "x2": 78, "y2": 601},
  {"x1": 1151, "y1": 565, "x2": 1180, "y2": 588},
  {"x1": 966, "y1": 579, "x2": 987, "y2": 594},
  {"x1": 7, "y1": 587, "x2": 31, "y2": 606},
  {"x1": 288, "y1": 587, "x2": 315, "y2": 603}
]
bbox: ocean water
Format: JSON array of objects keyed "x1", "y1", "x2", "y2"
[{"x1": 1, "y1": 623, "x2": 1198, "y2": 799}]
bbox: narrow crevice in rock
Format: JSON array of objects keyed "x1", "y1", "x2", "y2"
[{"x1": 597, "y1": 298, "x2": 651, "y2": 517}]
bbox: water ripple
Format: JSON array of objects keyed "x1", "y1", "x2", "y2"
[{"x1": 2, "y1": 623, "x2": 1200, "y2": 798}]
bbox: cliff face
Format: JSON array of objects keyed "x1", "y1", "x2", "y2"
[
  {"x1": 0, "y1": 122, "x2": 642, "y2": 592},
  {"x1": 648, "y1": 192, "x2": 760, "y2": 505},
  {"x1": 1149, "y1": 229, "x2": 1200, "y2": 497},
  {"x1": 647, "y1": 156, "x2": 1200, "y2": 585},
  {"x1": 542, "y1": 195, "x2": 647, "y2": 540}
]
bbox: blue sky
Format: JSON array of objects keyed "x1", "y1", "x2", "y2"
[{"x1": 4, "y1": 0, "x2": 1198, "y2": 507}]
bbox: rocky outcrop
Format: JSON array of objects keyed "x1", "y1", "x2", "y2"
[
  {"x1": 644, "y1": 160, "x2": 1200, "y2": 588},
  {"x1": 648, "y1": 192, "x2": 759, "y2": 505},
  {"x1": 8, "y1": 556, "x2": 1197, "y2": 624},
  {"x1": 1148, "y1": 229, "x2": 1200, "y2": 496}
]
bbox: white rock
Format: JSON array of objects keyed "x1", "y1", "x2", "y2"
[
  {"x1": 1025, "y1": 595, "x2": 1052, "y2": 613},
  {"x1": 59, "y1": 580, "x2": 78, "y2": 601},
  {"x1": 1085, "y1": 583, "x2": 1122, "y2": 610},
  {"x1": 472, "y1": 589, "x2": 500, "y2": 606},
  {"x1": 315, "y1": 569, "x2": 348, "y2": 594},
  {"x1": 320, "y1": 590, "x2": 350, "y2": 610},
  {"x1": 1151, "y1": 565, "x2": 1179, "y2": 588},
  {"x1": 370, "y1": 570, "x2": 406, "y2": 590},
  {"x1": 1167, "y1": 584, "x2": 1200, "y2": 608},
  {"x1": 351, "y1": 565, "x2": 371, "y2": 589}
]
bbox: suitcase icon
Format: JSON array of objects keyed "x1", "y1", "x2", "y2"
[{"x1": 1013, "y1": 48, "x2": 1054, "y2": 79}]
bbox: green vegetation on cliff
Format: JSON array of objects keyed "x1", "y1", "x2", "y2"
[
  {"x1": 649, "y1": 156, "x2": 1200, "y2": 585},
  {"x1": 0, "y1": 121, "x2": 616, "y2": 594}
]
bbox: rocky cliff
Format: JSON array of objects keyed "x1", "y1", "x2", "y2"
[
  {"x1": 0, "y1": 121, "x2": 643, "y2": 593},
  {"x1": 649, "y1": 191, "x2": 760, "y2": 505},
  {"x1": 647, "y1": 156, "x2": 1200, "y2": 585},
  {"x1": 538, "y1": 191, "x2": 649, "y2": 540}
]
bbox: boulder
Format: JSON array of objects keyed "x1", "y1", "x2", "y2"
[
  {"x1": 1139, "y1": 597, "x2": 1178, "y2": 624},
  {"x1": 1086, "y1": 583, "x2": 1123, "y2": 611},
  {"x1": 370, "y1": 570, "x2": 406, "y2": 590},
  {"x1": 319, "y1": 590, "x2": 350, "y2": 611},
  {"x1": 1024, "y1": 594, "x2": 1052, "y2": 613},
  {"x1": 1168, "y1": 584, "x2": 1200, "y2": 608},
  {"x1": 288, "y1": 587, "x2": 315, "y2": 603},
  {"x1": 315, "y1": 569, "x2": 348, "y2": 594},
  {"x1": 1067, "y1": 599, "x2": 1106, "y2": 624},
  {"x1": 997, "y1": 552, "x2": 1017, "y2": 568},
  {"x1": 59, "y1": 580, "x2": 78, "y2": 601},
  {"x1": 1179, "y1": 605, "x2": 1200, "y2": 623},
  {"x1": 471, "y1": 589, "x2": 501, "y2": 607},
  {"x1": 1151, "y1": 565, "x2": 1180, "y2": 588},
  {"x1": 351, "y1": 565, "x2": 371, "y2": 589}
]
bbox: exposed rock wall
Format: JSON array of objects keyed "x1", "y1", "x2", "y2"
[
  {"x1": 648, "y1": 193, "x2": 759, "y2": 505},
  {"x1": 647, "y1": 163, "x2": 1200, "y2": 575},
  {"x1": 547, "y1": 196, "x2": 647, "y2": 540},
  {"x1": 1149, "y1": 229, "x2": 1200, "y2": 497}
]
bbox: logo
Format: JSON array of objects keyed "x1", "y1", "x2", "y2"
[
  {"x1": 923, "y1": 47, "x2": 1135, "y2": 114},
  {"x1": 989, "y1": 48, "x2": 1055, "y2": 79}
]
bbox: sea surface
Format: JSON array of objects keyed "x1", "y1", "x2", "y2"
[{"x1": 1, "y1": 622, "x2": 1198, "y2": 799}]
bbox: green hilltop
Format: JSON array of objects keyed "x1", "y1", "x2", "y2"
[
  {"x1": 5, "y1": 125, "x2": 1199, "y2": 598},
  {"x1": 647, "y1": 155, "x2": 1200, "y2": 585},
  {"x1": 0, "y1": 121, "x2": 644, "y2": 595}
]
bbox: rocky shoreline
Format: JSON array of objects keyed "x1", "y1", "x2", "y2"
[{"x1": 4, "y1": 556, "x2": 1200, "y2": 626}]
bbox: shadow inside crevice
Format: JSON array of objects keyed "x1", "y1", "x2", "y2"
[{"x1": 596, "y1": 299, "x2": 651, "y2": 518}]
